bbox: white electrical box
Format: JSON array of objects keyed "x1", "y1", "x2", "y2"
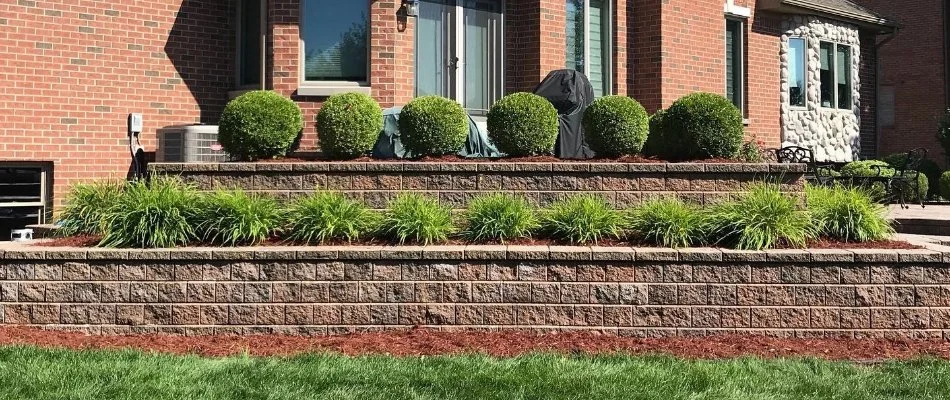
[{"x1": 128, "y1": 113, "x2": 143, "y2": 133}]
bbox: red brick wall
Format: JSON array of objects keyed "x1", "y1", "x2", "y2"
[
  {"x1": 0, "y1": 0, "x2": 233, "y2": 207},
  {"x1": 858, "y1": 0, "x2": 947, "y2": 164},
  {"x1": 631, "y1": 0, "x2": 663, "y2": 112},
  {"x1": 743, "y1": 6, "x2": 783, "y2": 149}
]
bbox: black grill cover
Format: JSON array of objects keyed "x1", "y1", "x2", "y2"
[{"x1": 532, "y1": 69, "x2": 595, "y2": 159}]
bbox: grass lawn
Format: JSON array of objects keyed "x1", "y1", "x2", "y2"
[{"x1": 1, "y1": 346, "x2": 949, "y2": 399}]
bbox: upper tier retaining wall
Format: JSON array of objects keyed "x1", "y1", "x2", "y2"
[
  {"x1": 148, "y1": 162, "x2": 807, "y2": 208},
  {"x1": 2, "y1": 244, "x2": 950, "y2": 339}
]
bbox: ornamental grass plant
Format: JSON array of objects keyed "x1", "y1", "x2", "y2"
[
  {"x1": 541, "y1": 195, "x2": 624, "y2": 244},
  {"x1": 806, "y1": 184, "x2": 894, "y2": 242},
  {"x1": 98, "y1": 177, "x2": 200, "y2": 249},
  {"x1": 195, "y1": 189, "x2": 284, "y2": 246},
  {"x1": 380, "y1": 193, "x2": 454, "y2": 245},
  {"x1": 628, "y1": 198, "x2": 709, "y2": 248},
  {"x1": 709, "y1": 184, "x2": 817, "y2": 250},
  {"x1": 463, "y1": 193, "x2": 538, "y2": 243},
  {"x1": 57, "y1": 180, "x2": 125, "y2": 236},
  {"x1": 286, "y1": 192, "x2": 377, "y2": 244}
]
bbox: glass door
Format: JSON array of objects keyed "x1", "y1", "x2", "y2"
[{"x1": 415, "y1": 0, "x2": 503, "y2": 115}]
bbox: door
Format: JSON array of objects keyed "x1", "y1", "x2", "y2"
[{"x1": 415, "y1": 0, "x2": 503, "y2": 115}]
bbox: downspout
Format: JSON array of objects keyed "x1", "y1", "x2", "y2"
[{"x1": 873, "y1": 28, "x2": 898, "y2": 160}]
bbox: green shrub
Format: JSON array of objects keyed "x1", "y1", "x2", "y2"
[
  {"x1": 541, "y1": 195, "x2": 623, "y2": 244},
  {"x1": 57, "y1": 181, "x2": 124, "y2": 236},
  {"x1": 195, "y1": 190, "x2": 283, "y2": 246},
  {"x1": 662, "y1": 93, "x2": 744, "y2": 160},
  {"x1": 286, "y1": 192, "x2": 377, "y2": 244},
  {"x1": 709, "y1": 184, "x2": 817, "y2": 250},
  {"x1": 942, "y1": 171, "x2": 950, "y2": 200},
  {"x1": 380, "y1": 193, "x2": 454, "y2": 245},
  {"x1": 582, "y1": 96, "x2": 649, "y2": 157},
  {"x1": 218, "y1": 91, "x2": 303, "y2": 161},
  {"x1": 840, "y1": 160, "x2": 928, "y2": 201},
  {"x1": 316, "y1": 92, "x2": 384, "y2": 159},
  {"x1": 881, "y1": 153, "x2": 941, "y2": 199},
  {"x1": 628, "y1": 198, "x2": 708, "y2": 248},
  {"x1": 98, "y1": 177, "x2": 200, "y2": 248},
  {"x1": 806, "y1": 185, "x2": 894, "y2": 242},
  {"x1": 398, "y1": 96, "x2": 469, "y2": 156},
  {"x1": 487, "y1": 92, "x2": 559, "y2": 156},
  {"x1": 643, "y1": 109, "x2": 667, "y2": 158},
  {"x1": 463, "y1": 193, "x2": 537, "y2": 243}
]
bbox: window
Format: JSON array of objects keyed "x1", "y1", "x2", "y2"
[
  {"x1": 836, "y1": 44, "x2": 852, "y2": 109},
  {"x1": 300, "y1": 0, "x2": 369, "y2": 86},
  {"x1": 819, "y1": 42, "x2": 835, "y2": 108},
  {"x1": 236, "y1": 0, "x2": 264, "y2": 88},
  {"x1": 788, "y1": 38, "x2": 806, "y2": 107},
  {"x1": 0, "y1": 163, "x2": 52, "y2": 241},
  {"x1": 819, "y1": 41, "x2": 853, "y2": 109},
  {"x1": 566, "y1": 0, "x2": 612, "y2": 97},
  {"x1": 725, "y1": 19, "x2": 745, "y2": 111}
]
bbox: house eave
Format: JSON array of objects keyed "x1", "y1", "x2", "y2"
[{"x1": 760, "y1": 0, "x2": 898, "y2": 33}]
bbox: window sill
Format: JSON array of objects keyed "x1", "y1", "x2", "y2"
[{"x1": 297, "y1": 85, "x2": 371, "y2": 97}]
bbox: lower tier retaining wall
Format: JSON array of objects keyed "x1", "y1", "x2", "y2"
[{"x1": 1, "y1": 246, "x2": 949, "y2": 339}]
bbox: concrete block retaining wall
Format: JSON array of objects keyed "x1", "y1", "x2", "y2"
[
  {"x1": 148, "y1": 162, "x2": 807, "y2": 208},
  {"x1": 2, "y1": 245, "x2": 950, "y2": 339}
]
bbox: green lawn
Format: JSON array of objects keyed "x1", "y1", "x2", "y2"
[{"x1": 1, "y1": 346, "x2": 949, "y2": 399}]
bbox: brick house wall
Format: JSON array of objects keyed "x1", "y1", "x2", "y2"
[
  {"x1": 0, "y1": 0, "x2": 896, "y2": 209},
  {"x1": 857, "y1": 0, "x2": 947, "y2": 165},
  {"x1": 0, "y1": 0, "x2": 233, "y2": 207}
]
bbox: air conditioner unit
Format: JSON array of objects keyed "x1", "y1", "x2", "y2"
[{"x1": 157, "y1": 124, "x2": 226, "y2": 162}]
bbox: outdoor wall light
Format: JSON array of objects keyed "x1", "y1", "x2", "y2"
[{"x1": 404, "y1": 0, "x2": 419, "y2": 17}]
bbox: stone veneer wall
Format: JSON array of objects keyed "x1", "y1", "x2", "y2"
[
  {"x1": 148, "y1": 162, "x2": 806, "y2": 209},
  {"x1": 780, "y1": 16, "x2": 862, "y2": 162},
  {"x1": 1, "y1": 245, "x2": 949, "y2": 339}
]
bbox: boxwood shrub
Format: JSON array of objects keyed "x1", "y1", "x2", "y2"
[
  {"x1": 582, "y1": 96, "x2": 649, "y2": 157},
  {"x1": 840, "y1": 160, "x2": 928, "y2": 201},
  {"x1": 941, "y1": 171, "x2": 950, "y2": 200},
  {"x1": 218, "y1": 91, "x2": 303, "y2": 161},
  {"x1": 398, "y1": 96, "x2": 469, "y2": 156},
  {"x1": 662, "y1": 93, "x2": 744, "y2": 160},
  {"x1": 316, "y1": 92, "x2": 383, "y2": 159},
  {"x1": 642, "y1": 109, "x2": 667, "y2": 158},
  {"x1": 487, "y1": 92, "x2": 559, "y2": 156},
  {"x1": 881, "y1": 152, "x2": 942, "y2": 199}
]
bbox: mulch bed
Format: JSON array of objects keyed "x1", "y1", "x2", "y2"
[
  {"x1": 0, "y1": 327, "x2": 948, "y2": 361},
  {"x1": 32, "y1": 235, "x2": 921, "y2": 250},
  {"x1": 255, "y1": 154, "x2": 746, "y2": 164}
]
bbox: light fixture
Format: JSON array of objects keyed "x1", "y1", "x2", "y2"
[{"x1": 404, "y1": 0, "x2": 419, "y2": 17}]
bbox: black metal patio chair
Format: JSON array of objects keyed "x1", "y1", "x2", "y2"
[
  {"x1": 873, "y1": 147, "x2": 927, "y2": 209},
  {"x1": 773, "y1": 146, "x2": 836, "y2": 186}
]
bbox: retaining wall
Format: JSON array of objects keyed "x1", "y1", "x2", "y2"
[
  {"x1": 2, "y1": 245, "x2": 950, "y2": 339},
  {"x1": 148, "y1": 162, "x2": 807, "y2": 208}
]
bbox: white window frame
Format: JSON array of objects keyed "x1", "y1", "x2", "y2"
[
  {"x1": 787, "y1": 36, "x2": 808, "y2": 110},
  {"x1": 724, "y1": 17, "x2": 746, "y2": 116},
  {"x1": 568, "y1": 0, "x2": 614, "y2": 96},
  {"x1": 297, "y1": 0, "x2": 372, "y2": 96},
  {"x1": 235, "y1": 0, "x2": 267, "y2": 91},
  {"x1": 818, "y1": 40, "x2": 853, "y2": 111}
]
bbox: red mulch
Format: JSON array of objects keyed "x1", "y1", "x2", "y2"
[
  {"x1": 254, "y1": 154, "x2": 737, "y2": 164},
  {"x1": 1, "y1": 327, "x2": 948, "y2": 361},
  {"x1": 33, "y1": 235, "x2": 921, "y2": 250},
  {"x1": 806, "y1": 239, "x2": 922, "y2": 250}
]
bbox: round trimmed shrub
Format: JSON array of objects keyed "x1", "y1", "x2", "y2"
[
  {"x1": 582, "y1": 96, "x2": 649, "y2": 157},
  {"x1": 643, "y1": 109, "x2": 667, "y2": 158},
  {"x1": 881, "y1": 152, "x2": 942, "y2": 198},
  {"x1": 218, "y1": 91, "x2": 303, "y2": 161},
  {"x1": 941, "y1": 171, "x2": 950, "y2": 200},
  {"x1": 316, "y1": 92, "x2": 384, "y2": 159},
  {"x1": 840, "y1": 160, "x2": 928, "y2": 202},
  {"x1": 398, "y1": 96, "x2": 469, "y2": 156},
  {"x1": 487, "y1": 92, "x2": 558, "y2": 156},
  {"x1": 662, "y1": 93, "x2": 744, "y2": 160}
]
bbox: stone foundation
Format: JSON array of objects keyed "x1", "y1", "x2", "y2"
[
  {"x1": 148, "y1": 162, "x2": 806, "y2": 208},
  {"x1": 1, "y1": 245, "x2": 949, "y2": 339}
]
